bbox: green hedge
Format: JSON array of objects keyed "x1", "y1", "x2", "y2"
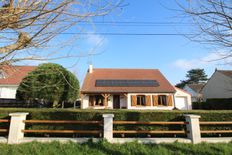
[
  {"x1": 193, "y1": 98, "x2": 232, "y2": 110},
  {"x1": 1, "y1": 108, "x2": 232, "y2": 137}
]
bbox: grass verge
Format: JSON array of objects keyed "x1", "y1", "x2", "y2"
[{"x1": 0, "y1": 141, "x2": 232, "y2": 155}]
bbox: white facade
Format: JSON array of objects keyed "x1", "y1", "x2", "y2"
[
  {"x1": 0, "y1": 85, "x2": 18, "y2": 99},
  {"x1": 201, "y1": 71, "x2": 232, "y2": 100},
  {"x1": 174, "y1": 88, "x2": 192, "y2": 110},
  {"x1": 82, "y1": 93, "x2": 175, "y2": 110},
  {"x1": 183, "y1": 86, "x2": 199, "y2": 102}
]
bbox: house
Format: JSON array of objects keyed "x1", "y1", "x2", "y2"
[
  {"x1": 201, "y1": 69, "x2": 232, "y2": 101},
  {"x1": 183, "y1": 84, "x2": 204, "y2": 102},
  {"x1": 174, "y1": 87, "x2": 192, "y2": 110},
  {"x1": 0, "y1": 65, "x2": 35, "y2": 99},
  {"x1": 81, "y1": 65, "x2": 191, "y2": 110}
]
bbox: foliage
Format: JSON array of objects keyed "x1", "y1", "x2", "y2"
[
  {"x1": 1, "y1": 141, "x2": 232, "y2": 155},
  {"x1": 16, "y1": 63, "x2": 79, "y2": 106},
  {"x1": 176, "y1": 69, "x2": 208, "y2": 88},
  {"x1": 193, "y1": 98, "x2": 232, "y2": 110}
]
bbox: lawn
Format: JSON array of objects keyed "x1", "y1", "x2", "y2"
[{"x1": 0, "y1": 141, "x2": 232, "y2": 155}]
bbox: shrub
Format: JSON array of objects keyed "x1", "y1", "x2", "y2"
[
  {"x1": 1, "y1": 108, "x2": 232, "y2": 137},
  {"x1": 16, "y1": 63, "x2": 80, "y2": 107},
  {"x1": 193, "y1": 98, "x2": 232, "y2": 110}
]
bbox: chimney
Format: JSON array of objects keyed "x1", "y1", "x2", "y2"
[{"x1": 89, "y1": 64, "x2": 93, "y2": 73}]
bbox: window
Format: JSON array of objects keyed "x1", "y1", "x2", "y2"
[
  {"x1": 94, "y1": 95, "x2": 104, "y2": 106},
  {"x1": 136, "y1": 95, "x2": 146, "y2": 106},
  {"x1": 158, "y1": 95, "x2": 167, "y2": 106}
]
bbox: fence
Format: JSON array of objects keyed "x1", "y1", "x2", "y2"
[{"x1": 0, "y1": 113, "x2": 232, "y2": 144}]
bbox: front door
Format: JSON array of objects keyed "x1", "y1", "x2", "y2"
[{"x1": 113, "y1": 95, "x2": 120, "y2": 109}]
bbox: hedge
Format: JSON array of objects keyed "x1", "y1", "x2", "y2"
[
  {"x1": 1, "y1": 108, "x2": 232, "y2": 137},
  {"x1": 193, "y1": 98, "x2": 232, "y2": 110}
]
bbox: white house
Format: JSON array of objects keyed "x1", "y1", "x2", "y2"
[
  {"x1": 201, "y1": 69, "x2": 232, "y2": 101},
  {"x1": 0, "y1": 65, "x2": 35, "y2": 99},
  {"x1": 174, "y1": 87, "x2": 192, "y2": 110},
  {"x1": 81, "y1": 65, "x2": 191, "y2": 110},
  {"x1": 183, "y1": 84, "x2": 204, "y2": 102}
]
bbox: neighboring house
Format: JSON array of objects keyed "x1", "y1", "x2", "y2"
[
  {"x1": 0, "y1": 65, "x2": 35, "y2": 99},
  {"x1": 81, "y1": 65, "x2": 191, "y2": 110},
  {"x1": 174, "y1": 87, "x2": 192, "y2": 110},
  {"x1": 201, "y1": 70, "x2": 232, "y2": 101},
  {"x1": 183, "y1": 84, "x2": 204, "y2": 102}
]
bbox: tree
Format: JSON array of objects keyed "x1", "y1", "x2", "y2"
[
  {"x1": 176, "y1": 69, "x2": 208, "y2": 88},
  {"x1": 177, "y1": 0, "x2": 232, "y2": 61},
  {"x1": 16, "y1": 63, "x2": 80, "y2": 107},
  {"x1": 0, "y1": 0, "x2": 123, "y2": 65}
]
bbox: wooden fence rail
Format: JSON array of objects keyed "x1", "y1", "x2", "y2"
[
  {"x1": 200, "y1": 122, "x2": 232, "y2": 125},
  {"x1": 23, "y1": 120, "x2": 102, "y2": 124},
  {"x1": 0, "y1": 119, "x2": 10, "y2": 123},
  {"x1": 113, "y1": 130, "x2": 186, "y2": 134},
  {"x1": 113, "y1": 121, "x2": 188, "y2": 125},
  {"x1": 22, "y1": 129, "x2": 101, "y2": 134},
  {"x1": 0, "y1": 119, "x2": 10, "y2": 133}
]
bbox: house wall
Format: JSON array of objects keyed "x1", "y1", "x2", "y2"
[
  {"x1": 81, "y1": 93, "x2": 175, "y2": 110},
  {"x1": 201, "y1": 72, "x2": 232, "y2": 100},
  {"x1": 82, "y1": 95, "x2": 89, "y2": 109},
  {"x1": 174, "y1": 88, "x2": 192, "y2": 110},
  {"x1": 120, "y1": 96, "x2": 127, "y2": 108},
  {"x1": 0, "y1": 85, "x2": 18, "y2": 99},
  {"x1": 183, "y1": 86, "x2": 199, "y2": 102},
  {"x1": 127, "y1": 93, "x2": 174, "y2": 110}
]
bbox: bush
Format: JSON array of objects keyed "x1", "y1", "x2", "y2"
[
  {"x1": 16, "y1": 63, "x2": 80, "y2": 107},
  {"x1": 193, "y1": 98, "x2": 232, "y2": 110}
]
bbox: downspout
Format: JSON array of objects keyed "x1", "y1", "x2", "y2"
[{"x1": 173, "y1": 94, "x2": 176, "y2": 109}]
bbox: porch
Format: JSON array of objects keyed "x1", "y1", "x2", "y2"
[{"x1": 81, "y1": 93, "x2": 175, "y2": 110}]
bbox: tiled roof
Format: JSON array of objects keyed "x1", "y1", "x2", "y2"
[
  {"x1": 217, "y1": 70, "x2": 232, "y2": 79},
  {"x1": 0, "y1": 65, "x2": 36, "y2": 85},
  {"x1": 81, "y1": 68, "x2": 176, "y2": 93},
  {"x1": 186, "y1": 84, "x2": 205, "y2": 93}
]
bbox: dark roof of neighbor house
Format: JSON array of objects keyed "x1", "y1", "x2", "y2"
[
  {"x1": 0, "y1": 65, "x2": 36, "y2": 85},
  {"x1": 81, "y1": 68, "x2": 176, "y2": 93},
  {"x1": 186, "y1": 84, "x2": 205, "y2": 93},
  {"x1": 217, "y1": 70, "x2": 232, "y2": 79}
]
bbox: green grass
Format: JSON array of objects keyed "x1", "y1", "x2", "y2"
[{"x1": 0, "y1": 141, "x2": 232, "y2": 155}]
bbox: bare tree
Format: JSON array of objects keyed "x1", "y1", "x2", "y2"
[
  {"x1": 177, "y1": 0, "x2": 232, "y2": 60},
  {"x1": 0, "y1": 0, "x2": 123, "y2": 65}
]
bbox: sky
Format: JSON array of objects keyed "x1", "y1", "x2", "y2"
[{"x1": 22, "y1": 0, "x2": 232, "y2": 85}]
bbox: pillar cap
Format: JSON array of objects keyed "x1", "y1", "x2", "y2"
[
  {"x1": 183, "y1": 114, "x2": 201, "y2": 118},
  {"x1": 103, "y1": 114, "x2": 114, "y2": 118},
  {"x1": 9, "y1": 112, "x2": 29, "y2": 116}
]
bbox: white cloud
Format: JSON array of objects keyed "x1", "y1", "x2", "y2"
[
  {"x1": 173, "y1": 51, "x2": 232, "y2": 70},
  {"x1": 86, "y1": 33, "x2": 107, "y2": 47}
]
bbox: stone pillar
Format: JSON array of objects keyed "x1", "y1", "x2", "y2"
[
  {"x1": 8, "y1": 112, "x2": 29, "y2": 144},
  {"x1": 102, "y1": 114, "x2": 114, "y2": 142},
  {"x1": 184, "y1": 114, "x2": 201, "y2": 144}
]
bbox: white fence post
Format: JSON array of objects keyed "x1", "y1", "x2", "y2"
[
  {"x1": 8, "y1": 112, "x2": 29, "y2": 144},
  {"x1": 184, "y1": 114, "x2": 201, "y2": 144},
  {"x1": 102, "y1": 114, "x2": 114, "y2": 142}
]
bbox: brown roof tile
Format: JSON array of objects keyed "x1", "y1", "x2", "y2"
[
  {"x1": 0, "y1": 65, "x2": 36, "y2": 85},
  {"x1": 81, "y1": 68, "x2": 176, "y2": 93}
]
